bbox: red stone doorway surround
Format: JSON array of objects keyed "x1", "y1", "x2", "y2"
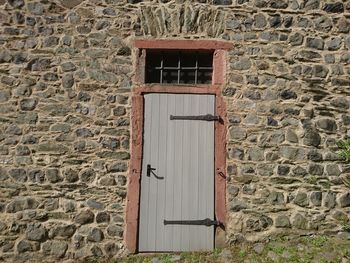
[{"x1": 125, "y1": 39, "x2": 231, "y2": 252}]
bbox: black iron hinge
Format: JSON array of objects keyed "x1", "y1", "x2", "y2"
[{"x1": 170, "y1": 114, "x2": 220, "y2": 121}]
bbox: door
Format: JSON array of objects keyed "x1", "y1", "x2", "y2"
[{"x1": 138, "y1": 93, "x2": 215, "y2": 252}]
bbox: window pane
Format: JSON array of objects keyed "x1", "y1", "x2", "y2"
[
  {"x1": 179, "y1": 70, "x2": 196, "y2": 84},
  {"x1": 197, "y1": 69, "x2": 212, "y2": 84},
  {"x1": 180, "y1": 52, "x2": 197, "y2": 68},
  {"x1": 162, "y1": 70, "x2": 179, "y2": 83},
  {"x1": 146, "y1": 69, "x2": 161, "y2": 83},
  {"x1": 163, "y1": 52, "x2": 179, "y2": 68}
]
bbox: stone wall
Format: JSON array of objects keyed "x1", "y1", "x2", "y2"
[{"x1": 0, "y1": 0, "x2": 349, "y2": 261}]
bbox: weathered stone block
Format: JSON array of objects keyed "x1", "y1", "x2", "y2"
[
  {"x1": 292, "y1": 213, "x2": 307, "y2": 229},
  {"x1": 323, "y1": 2, "x2": 344, "y2": 13},
  {"x1": 294, "y1": 192, "x2": 308, "y2": 207},
  {"x1": 310, "y1": 191, "x2": 322, "y2": 206},
  {"x1": 26, "y1": 225, "x2": 47, "y2": 242},
  {"x1": 324, "y1": 192, "x2": 336, "y2": 208},
  {"x1": 316, "y1": 118, "x2": 337, "y2": 132},
  {"x1": 230, "y1": 198, "x2": 247, "y2": 212},
  {"x1": 275, "y1": 215, "x2": 291, "y2": 228},
  {"x1": 339, "y1": 193, "x2": 350, "y2": 208},
  {"x1": 74, "y1": 210, "x2": 94, "y2": 225},
  {"x1": 87, "y1": 228, "x2": 104, "y2": 242}
]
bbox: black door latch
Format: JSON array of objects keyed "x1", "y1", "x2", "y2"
[
  {"x1": 146, "y1": 164, "x2": 156, "y2": 177},
  {"x1": 164, "y1": 218, "x2": 223, "y2": 227},
  {"x1": 146, "y1": 164, "x2": 164, "y2": 179}
]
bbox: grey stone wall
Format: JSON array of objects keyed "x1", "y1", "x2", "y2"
[{"x1": 0, "y1": 0, "x2": 349, "y2": 261}]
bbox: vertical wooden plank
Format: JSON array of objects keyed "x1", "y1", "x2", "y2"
[
  {"x1": 172, "y1": 94, "x2": 184, "y2": 251},
  {"x1": 138, "y1": 94, "x2": 152, "y2": 251},
  {"x1": 181, "y1": 94, "x2": 191, "y2": 251},
  {"x1": 164, "y1": 93, "x2": 176, "y2": 250},
  {"x1": 155, "y1": 94, "x2": 168, "y2": 250},
  {"x1": 206, "y1": 95, "x2": 215, "y2": 250},
  {"x1": 147, "y1": 94, "x2": 160, "y2": 250},
  {"x1": 189, "y1": 95, "x2": 200, "y2": 251}
]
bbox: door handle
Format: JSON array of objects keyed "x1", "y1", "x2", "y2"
[{"x1": 146, "y1": 164, "x2": 164, "y2": 180}]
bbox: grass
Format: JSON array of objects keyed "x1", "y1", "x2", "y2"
[{"x1": 79, "y1": 235, "x2": 350, "y2": 263}]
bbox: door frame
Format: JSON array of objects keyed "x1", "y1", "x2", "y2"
[{"x1": 125, "y1": 39, "x2": 231, "y2": 253}]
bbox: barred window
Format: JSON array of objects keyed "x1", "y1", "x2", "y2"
[{"x1": 145, "y1": 50, "x2": 214, "y2": 84}]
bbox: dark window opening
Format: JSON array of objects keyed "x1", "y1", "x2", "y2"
[{"x1": 145, "y1": 50, "x2": 214, "y2": 84}]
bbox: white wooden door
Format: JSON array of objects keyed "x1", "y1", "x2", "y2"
[{"x1": 138, "y1": 93, "x2": 215, "y2": 252}]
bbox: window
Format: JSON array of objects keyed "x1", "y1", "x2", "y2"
[{"x1": 145, "y1": 50, "x2": 214, "y2": 84}]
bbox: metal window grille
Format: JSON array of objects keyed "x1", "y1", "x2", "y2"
[{"x1": 145, "y1": 50, "x2": 214, "y2": 84}]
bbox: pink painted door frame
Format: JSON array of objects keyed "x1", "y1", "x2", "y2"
[{"x1": 125, "y1": 39, "x2": 231, "y2": 252}]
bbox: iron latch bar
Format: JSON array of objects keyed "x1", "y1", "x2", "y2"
[
  {"x1": 170, "y1": 114, "x2": 220, "y2": 121},
  {"x1": 164, "y1": 218, "x2": 222, "y2": 226}
]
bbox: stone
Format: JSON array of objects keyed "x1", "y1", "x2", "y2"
[
  {"x1": 253, "y1": 243, "x2": 265, "y2": 254},
  {"x1": 96, "y1": 211, "x2": 110, "y2": 223},
  {"x1": 324, "y1": 192, "x2": 336, "y2": 208},
  {"x1": 247, "y1": 147, "x2": 264, "y2": 161},
  {"x1": 107, "y1": 162, "x2": 127, "y2": 172},
  {"x1": 61, "y1": 62, "x2": 76, "y2": 72},
  {"x1": 9, "y1": 168, "x2": 27, "y2": 182},
  {"x1": 326, "y1": 164, "x2": 341, "y2": 176},
  {"x1": 339, "y1": 193, "x2": 350, "y2": 208},
  {"x1": 292, "y1": 166, "x2": 307, "y2": 177},
  {"x1": 230, "y1": 198, "x2": 247, "y2": 211},
  {"x1": 242, "y1": 184, "x2": 256, "y2": 195},
  {"x1": 104, "y1": 242, "x2": 119, "y2": 257},
  {"x1": 232, "y1": 57, "x2": 251, "y2": 70},
  {"x1": 228, "y1": 185, "x2": 239, "y2": 197},
  {"x1": 74, "y1": 210, "x2": 94, "y2": 225},
  {"x1": 6, "y1": 197, "x2": 39, "y2": 213},
  {"x1": 80, "y1": 169, "x2": 96, "y2": 183},
  {"x1": 42, "y1": 241, "x2": 68, "y2": 258},
  {"x1": 275, "y1": 215, "x2": 291, "y2": 228},
  {"x1": 316, "y1": 118, "x2": 337, "y2": 132},
  {"x1": 87, "y1": 228, "x2": 104, "y2": 242},
  {"x1": 289, "y1": 32, "x2": 304, "y2": 46},
  {"x1": 337, "y1": 18, "x2": 350, "y2": 33},
  {"x1": 268, "y1": 191, "x2": 284, "y2": 204},
  {"x1": 60, "y1": 0, "x2": 84, "y2": 8},
  {"x1": 26, "y1": 225, "x2": 47, "y2": 242},
  {"x1": 280, "y1": 90, "x2": 297, "y2": 100},
  {"x1": 303, "y1": 129, "x2": 321, "y2": 147},
  {"x1": 277, "y1": 165, "x2": 290, "y2": 176},
  {"x1": 62, "y1": 74, "x2": 74, "y2": 89},
  {"x1": 294, "y1": 192, "x2": 308, "y2": 207},
  {"x1": 323, "y1": 2, "x2": 344, "y2": 13},
  {"x1": 313, "y1": 65, "x2": 329, "y2": 78},
  {"x1": 87, "y1": 199, "x2": 104, "y2": 210},
  {"x1": 269, "y1": 15, "x2": 281, "y2": 27},
  {"x1": 89, "y1": 245, "x2": 103, "y2": 256},
  {"x1": 46, "y1": 169, "x2": 62, "y2": 183},
  {"x1": 307, "y1": 150, "x2": 322, "y2": 162},
  {"x1": 326, "y1": 37, "x2": 342, "y2": 51},
  {"x1": 331, "y1": 97, "x2": 349, "y2": 109},
  {"x1": 52, "y1": 224, "x2": 76, "y2": 238},
  {"x1": 17, "y1": 240, "x2": 32, "y2": 253},
  {"x1": 254, "y1": 14, "x2": 266, "y2": 28},
  {"x1": 229, "y1": 127, "x2": 247, "y2": 141},
  {"x1": 64, "y1": 169, "x2": 79, "y2": 182},
  {"x1": 308, "y1": 163, "x2": 324, "y2": 176},
  {"x1": 8, "y1": 0, "x2": 24, "y2": 8},
  {"x1": 310, "y1": 192, "x2": 322, "y2": 206},
  {"x1": 107, "y1": 224, "x2": 123, "y2": 237},
  {"x1": 6, "y1": 124, "x2": 22, "y2": 135},
  {"x1": 292, "y1": 213, "x2": 307, "y2": 229},
  {"x1": 28, "y1": 2, "x2": 44, "y2": 15},
  {"x1": 76, "y1": 128, "x2": 93, "y2": 137},
  {"x1": 213, "y1": 0, "x2": 232, "y2": 5},
  {"x1": 306, "y1": 37, "x2": 324, "y2": 50}
]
